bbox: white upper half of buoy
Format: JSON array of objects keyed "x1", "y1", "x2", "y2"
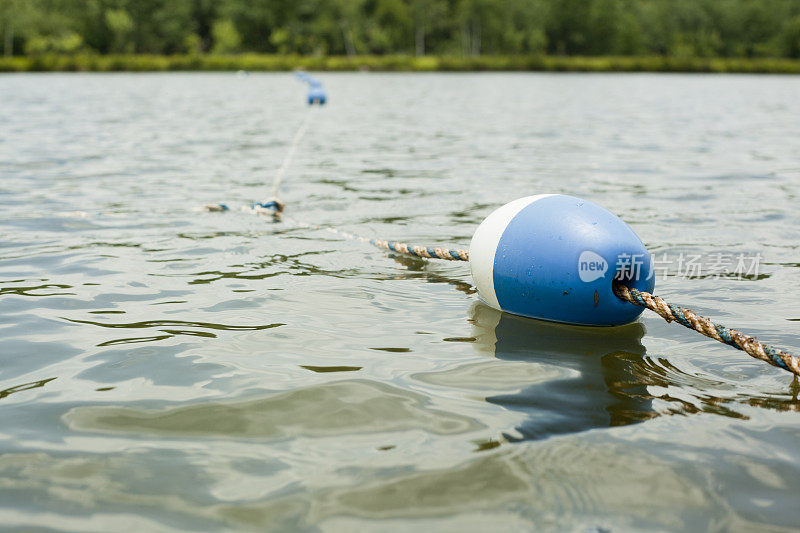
[{"x1": 469, "y1": 194, "x2": 554, "y2": 309}]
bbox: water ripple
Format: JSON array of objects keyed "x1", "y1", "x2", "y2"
[{"x1": 2, "y1": 72, "x2": 800, "y2": 530}]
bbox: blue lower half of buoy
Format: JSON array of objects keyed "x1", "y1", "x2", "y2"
[
  {"x1": 307, "y1": 87, "x2": 327, "y2": 105},
  {"x1": 470, "y1": 194, "x2": 654, "y2": 326}
]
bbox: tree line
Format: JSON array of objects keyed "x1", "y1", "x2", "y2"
[{"x1": 2, "y1": 0, "x2": 800, "y2": 58}]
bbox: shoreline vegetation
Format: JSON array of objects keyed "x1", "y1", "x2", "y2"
[
  {"x1": 5, "y1": 1, "x2": 800, "y2": 75},
  {"x1": 3, "y1": 54, "x2": 800, "y2": 74}
]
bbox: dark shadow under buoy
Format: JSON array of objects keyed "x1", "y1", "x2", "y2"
[{"x1": 470, "y1": 302, "x2": 657, "y2": 442}]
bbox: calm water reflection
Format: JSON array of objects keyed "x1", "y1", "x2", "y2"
[{"x1": 471, "y1": 303, "x2": 655, "y2": 441}]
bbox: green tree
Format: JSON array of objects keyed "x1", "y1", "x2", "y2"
[
  {"x1": 780, "y1": 14, "x2": 800, "y2": 58},
  {"x1": 105, "y1": 8, "x2": 133, "y2": 53},
  {"x1": 3, "y1": 0, "x2": 800, "y2": 59},
  {"x1": 410, "y1": 0, "x2": 447, "y2": 55},
  {"x1": 211, "y1": 19, "x2": 241, "y2": 53},
  {"x1": 363, "y1": 0, "x2": 411, "y2": 54},
  {"x1": 0, "y1": 0, "x2": 35, "y2": 55},
  {"x1": 586, "y1": 0, "x2": 623, "y2": 55},
  {"x1": 217, "y1": 0, "x2": 278, "y2": 52},
  {"x1": 546, "y1": 0, "x2": 591, "y2": 54}
]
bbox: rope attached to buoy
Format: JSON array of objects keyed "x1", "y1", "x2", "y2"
[
  {"x1": 277, "y1": 215, "x2": 469, "y2": 261},
  {"x1": 370, "y1": 240, "x2": 469, "y2": 261},
  {"x1": 206, "y1": 73, "x2": 798, "y2": 378},
  {"x1": 613, "y1": 283, "x2": 800, "y2": 376}
]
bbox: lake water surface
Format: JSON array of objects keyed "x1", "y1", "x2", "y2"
[{"x1": 1, "y1": 72, "x2": 800, "y2": 531}]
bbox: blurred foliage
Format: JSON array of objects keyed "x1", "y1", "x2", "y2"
[
  {"x1": 2, "y1": 53, "x2": 800, "y2": 73},
  {"x1": 2, "y1": 0, "x2": 800, "y2": 59}
]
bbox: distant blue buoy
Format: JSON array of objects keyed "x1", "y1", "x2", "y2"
[
  {"x1": 294, "y1": 70, "x2": 326, "y2": 105},
  {"x1": 469, "y1": 194, "x2": 654, "y2": 326},
  {"x1": 307, "y1": 84, "x2": 326, "y2": 105}
]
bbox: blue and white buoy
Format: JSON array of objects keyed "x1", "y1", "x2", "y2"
[
  {"x1": 469, "y1": 194, "x2": 654, "y2": 326},
  {"x1": 307, "y1": 83, "x2": 326, "y2": 105},
  {"x1": 294, "y1": 71, "x2": 327, "y2": 105}
]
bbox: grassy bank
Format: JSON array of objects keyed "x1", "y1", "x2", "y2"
[{"x1": 2, "y1": 54, "x2": 800, "y2": 74}]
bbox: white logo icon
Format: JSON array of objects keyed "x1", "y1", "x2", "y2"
[{"x1": 578, "y1": 251, "x2": 608, "y2": 282}]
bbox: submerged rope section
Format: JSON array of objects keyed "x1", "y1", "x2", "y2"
[{"x1": 614, "y1": 283, "x2": 800, "y2": 376}]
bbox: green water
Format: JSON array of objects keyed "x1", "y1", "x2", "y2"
[{"x1": 1, "y1": 72, "x2": 799, "y2": 531}]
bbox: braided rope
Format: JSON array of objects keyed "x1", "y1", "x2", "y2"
[
  {"x1": 614, "y1": 283, "x2": 800, "y2": 376},
  {"x1": 370, "y1": 239, "x2": 469, "y2": 261},
  {"x1": 280, "y1": 216, "x2": 468, "y2": 261},
  {"x1": 213, "y1": 83, "x2": 797, "y2": 378},
  {"x1": 211, "y1": 197, "x2": 800, "y2": 377}
]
